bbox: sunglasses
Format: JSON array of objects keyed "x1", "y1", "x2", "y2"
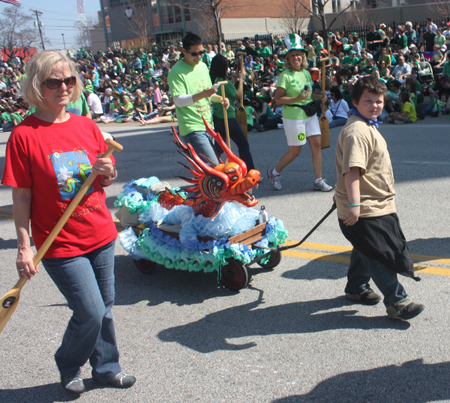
[
  {"x1": 42, "y1": 76, "x2": 77, "y2": 89},
  {"x1": 187, "y1": 50, "x2": 205, "y2": 57}
]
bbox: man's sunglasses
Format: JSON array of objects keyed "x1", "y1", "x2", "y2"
[
  {"x1": 187, "y1": 50, "x2": 205, "y2": 57},
  {"x1": 42, "y1": 76, "x2": 77, "y2": 89}
]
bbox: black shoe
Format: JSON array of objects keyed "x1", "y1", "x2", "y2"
[
  {"x1": 346, "y1": 288, "x2": 381, "y2": 305},
  {"x1": 61, "y1": 375, "x2": 86, "y2": 394},
  {"x1": 389, "y1": 302, "x2": 425, "y2": 320},
  {"x1": 254, "y1": 122, "x2": 265, "y2": 132},
  {"x1": 108, "y1": 372, "x2": 136, "y2": 388}
]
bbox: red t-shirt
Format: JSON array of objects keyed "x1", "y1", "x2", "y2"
[{"x1": 2, "y1": 113, "x2": 117, "y2": 258}]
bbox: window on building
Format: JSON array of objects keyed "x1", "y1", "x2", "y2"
[
  {"x1": 184, "y1": 3, "x2": 190, "y2": 21},
  {"x1": 152, "y1": 0, "x2": 159, "y2": 26}
]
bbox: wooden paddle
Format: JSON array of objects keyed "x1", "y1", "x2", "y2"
[
  {"x1": 319, "y1": 58, "x2": 330, "y2": 149},
  {"x1": 235, "y1": 52, "x2": 248, "y2": 139},
  {"x1": 217, "y1": 80, "x2": 233, "y2": 163},
  {"x1": 0, "y1": 138, "x2": 123, "y2": 334}
]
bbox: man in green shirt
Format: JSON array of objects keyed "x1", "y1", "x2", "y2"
[{"x1": 168, "y1": 33, "x2": 229, "y2": 166}]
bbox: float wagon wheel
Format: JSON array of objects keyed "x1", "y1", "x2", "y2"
[
  {"x1": 258, "y1": 249, "x2": 282, "y2": 269},
  {"x1": 133, "y1": 258, "x2": 156, "y2": 274},
  {"x1": 220, "y1": 259, "x2": 249, "y2": 291}
]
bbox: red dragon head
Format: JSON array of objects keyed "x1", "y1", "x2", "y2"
[{"x1": 170, "y1": 120, "x2": 260, "y2": 218}]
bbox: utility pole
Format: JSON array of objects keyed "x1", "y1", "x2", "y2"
[
  {"x1": 30, "y1": 9, "x2": 45, "y2": 50},
  {"x1": 62, "y1": 33, "x2": 66, "y2": 49}
]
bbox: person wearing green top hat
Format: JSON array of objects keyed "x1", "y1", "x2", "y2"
[{"x1": 267, "y1": 33, "x2": 332, "y2": 192}]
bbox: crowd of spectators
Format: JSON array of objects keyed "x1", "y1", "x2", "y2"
[{"x1": 1, "y1": 17, "x2": 450, "y2": 132}]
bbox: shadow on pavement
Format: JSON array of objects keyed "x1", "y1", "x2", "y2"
[
  {"x1": 271, "y1": 359, "x2": 450, "y2": 403},
  {"x1": 157, "y1": 290, "x2": 410, "y2": 353},
  {"x1": 0, "y1": 382, "x2": 80, "y2": 402},
  {"x1": 408, "y1": 237, "x2": 450, "y2": 258},
  {"x1": 113, "y1": 254, "x2": 238, "y2": 307},
  {"x1": 282, "y1": 253, "x2": 348, "y2": 281}
]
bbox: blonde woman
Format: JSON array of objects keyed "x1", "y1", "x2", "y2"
[
  {"x1": 1, "y1": 50, "x2": 135, "y2": 394},
  {"x1": 267, "y1": 34, "x2": 332, "y2": 192}
]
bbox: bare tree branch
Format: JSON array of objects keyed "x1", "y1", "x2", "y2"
[
  {"x1": 0, "y1": 6, "x2": 39, "y2": 58},
  {"x1": 117, "y1": 2, "x2": 152, "y2": 48}
]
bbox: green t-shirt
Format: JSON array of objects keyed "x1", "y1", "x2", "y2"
[
  {"x1": 1, "y1": 112, "x2": 11, "y2": 123},
  {"x1": 66, "y1": 93, "x2": 90, "y2": 116},
  {"x1": 212, "y1": 78, "x2": 236, "y2": 119},
  {"x1": 115, "y1": 61, "x2": 123, "y2": 72},
  {"x1": 168, "y1": 59, "x2": 213, "y2": 135},
  {"x1": 276, "y1": 69, "x2": 313, "y2": 120},
  {"x1": 10, "y1": 112, "x2": 23, "y2": 124},
  {"x1": 443, "y1": 61, "x2": 450, "y2": 77},
  {"x1": 342, "y1": 56, "x2": 359, "y2": 70},
  {"x1": 262, "y1": 47, "x2": 272, "y2": 58},
  {"x1": 401, "y1": 101, "x2": 416, "y2": 122},
  {"x1": 263, "y1": 102, "x2": 274, "y2": 117},
  {"x1": 435, "y1": 35, "x2": 446, "y2": 48},
  {"x1": 397, "y1": 34, "x2": 408, "y2": 49},
  {"x1": 245, "y1": 106, "x2": 255, "y2": 125},
  {"x1": 119, "y1": 101, "x2": 134, "y2": 115}
]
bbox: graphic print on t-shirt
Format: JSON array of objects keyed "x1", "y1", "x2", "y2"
[{"x1": 49, "y1": 148, "x2": 93, "y2": 201}]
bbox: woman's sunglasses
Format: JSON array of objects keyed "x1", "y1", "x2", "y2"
[
  {"x1": 42, "y1": 76, "x2": 77, "y2": 89},
  {"x1": 187, "y1": 50, "x2": 205, "y2": 57}
]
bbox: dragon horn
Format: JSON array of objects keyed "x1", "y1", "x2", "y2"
[
  {"x1": 175, "y1": 176, "x2": 198, "y2": 184},
  {"x1": 177, "y1": 161, "x2": 202, "y2": 178},
  {"x1": 202, "y1": 116, "x2": 247, "y2": 176},
  {"x1": 172, "y1": 126, "x2": 188, "y2": 151},
  {"x1": 176, "y1": 150, "x2": 204, "y2": 174}
]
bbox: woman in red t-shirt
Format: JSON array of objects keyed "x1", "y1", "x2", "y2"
[{"x1": 1, "y1": 51, "x2": 135, "y2": 395}]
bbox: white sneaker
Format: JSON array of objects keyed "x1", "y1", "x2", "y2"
[
  {"x1": 267, "y1": 168, "x2": 282, "y2": 190},
  {"x1": 313, "y1": 179, "x2": 333, "y2": 192}
]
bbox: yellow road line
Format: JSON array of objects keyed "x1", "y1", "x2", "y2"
[
  {"x1": 2, "y1": 205, "x2": 450, "y2": 276},
  {"x1": 282, "y1": 249, "x2": 450, "y2": 277}
]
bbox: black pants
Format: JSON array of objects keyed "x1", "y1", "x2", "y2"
[{"x1": 213, "y1": 116, "x2": 255, "y2": 171}]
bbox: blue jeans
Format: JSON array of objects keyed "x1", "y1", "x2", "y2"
[
  {"x1": 345, "y1": 248, "x2": 408, "y2": 308},
  {"x1": 42, "y1": 240, "x2": 121, "y2": 384},
  {"x1": 142, "y1": 111, "x2": 158, "y2": 120},
  {"x1": 184, "y1": 130, "x2": 219, "y2": 166},
  {"x1": 423, "y1": 102, "x2": 435, "y2": 116},
  {"x1": 329, "y1": 117, "x2": 347, "y2": 128},
  {"x1": 213, "y1": 116, "x2": 255, "y2": 170}
]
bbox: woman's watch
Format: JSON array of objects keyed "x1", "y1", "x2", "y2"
[{"x1": 100, "y1": 166, "x2": 117, "y2": 186}]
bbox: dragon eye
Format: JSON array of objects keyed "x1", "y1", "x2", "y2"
[
  {"x1": 230, "y1": 175, "x2": 238, "y2": 181},
  {"x1": 217, "y1": 181, "x2": 222, "y2": 186}
]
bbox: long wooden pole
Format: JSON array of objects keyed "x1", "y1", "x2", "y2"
[{"x1": 0, "y1": 138, "x2": 123, "y2": 334}]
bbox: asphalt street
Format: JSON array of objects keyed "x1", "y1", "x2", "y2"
[{"x1": 1, "y1": 116, "x2": 450, "y2": 403}]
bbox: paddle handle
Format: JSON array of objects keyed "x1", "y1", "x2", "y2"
[{"x1": 220, "y1": 84, "x2": 232, "y2": 157}]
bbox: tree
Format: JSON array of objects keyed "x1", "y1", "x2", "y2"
[
  {"x1": 343, "y1": 0, "x2": 389, "y2": 29},
  {"x1": 0, "y1": 6, "x2": 38, "y2": 59},
  {"x1": 75, "y1": 15, "x2": 102, "y2": 49},
  {"x1": 426, "y1": 0, "x2": 450, "y2": 20},
  {"x1": 119, "y1": 1, "x2": 152, "y2": 48},
  {"x1": 184, "y1": 0, "x2": 254, "y2": 44},
  {"x1": 296, "y1": 0, "x2": 356, "y2": 49},
  {"x1": 281, "y1": 0, "x2": 310, "y2": 34}
]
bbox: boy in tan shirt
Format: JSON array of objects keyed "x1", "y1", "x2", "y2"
[{"x1": 335, "y1": 76, "x2": 424, "y2": 320}]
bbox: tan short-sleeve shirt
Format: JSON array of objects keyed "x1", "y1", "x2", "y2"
[{"x1": 335, "y1": 115, "x2": 396, "y2": 219}]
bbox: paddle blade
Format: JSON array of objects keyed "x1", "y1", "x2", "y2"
[
  {"x1": 320, "y1": 114, "x2": 330, "y2": 149},
  {"x1": 0, "y1": 278, "x2": 26, "y2": 334},
  {"x1": 236, "y1": 107, "x2": 248, "y2": 140}
]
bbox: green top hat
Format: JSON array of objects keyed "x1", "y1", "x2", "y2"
[{"x1": 284, "y1": 34, "x2": 307, "y2": 53}]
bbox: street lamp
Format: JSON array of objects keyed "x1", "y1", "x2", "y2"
[{"x1": 62, "y1": 33, "x2": 66, "y2": 50}]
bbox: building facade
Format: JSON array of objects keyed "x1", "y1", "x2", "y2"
[{"x1": 98, "y1": 0, "x2": 438, "y2": 49}]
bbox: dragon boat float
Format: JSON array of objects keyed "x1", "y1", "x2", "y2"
[{"x1": 116, "y1": 118, "x2": 288, "y2": 291}]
